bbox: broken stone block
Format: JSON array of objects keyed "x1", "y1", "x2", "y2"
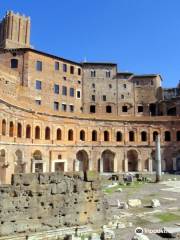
[
  {"x1": 128, "y1": 199, "x2": 142, "y2": 207},
  {"x1": 151, "y1": 199, "x2": 160, "y2": 208}
]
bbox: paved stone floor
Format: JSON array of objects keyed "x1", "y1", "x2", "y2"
[{"x1": 103, "y1": 176, "x2": 180, "y2": 239}]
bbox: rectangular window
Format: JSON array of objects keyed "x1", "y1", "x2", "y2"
[
  {"x1": 36, "y1": 61, "x2": 42, "y2": 71},
  {"x1": 55, "y1": 61, "x2": 59, "y2": 71},
  {"x1": 62, "y1": 103, "x2": 67, "y2": 111},
  {"x1": 78, "y1": 68, "x2": 81, "y2": 75},
  {"x1": 76, "y1": 90, "x2": 81, "y2": 99},
  {"x1": 123, "y1": 84, "x2": 127, "y2": 89},
  {"x1": 106, "y1": 71, "x2": 111, "y2": 78},
  {"x1": 90, "y1": 105, "x2": 96, "y2": 113},
  {"x1": 54, "y1": 84, "x2": 59, "y2": 94},
  {"x1": 54, "y1": 101, "x2": 59, "y2": 111},
  {"x1": 92, "y1": 95, "x2": 95, "y2": 101},
  {"x1": 70, "y1": 66, "x2": 74, "y2": 74},
  {"x1": 35, "y1": 80, "x2": 42, "y2": 90},
  {"x1": 122, "y1": 106, "x2": 128, "y2": 112},
  {"x1": 70, "y1": 88, "x2": 74, "y2": 97},
  {"x1": 91, "y1": 70, "x2": 96, "y2": 77},
  {"x1": 102, "y1": 95, "x2": 106, "y2": 101},
  {"x1": 62, "y1": 86, "x2": 67, "y2": 96},
  {"x1": 138, "y1": 106, "x2": 143, "y2": 113},
  {"x1": 69, "y1": 105, "x2": 74, "y2": 112},
  {"x1": 35, "y1": 100, "x2": 41, "y2": 105},
  {"x1": 63, "y1": 64, "x2": 67, "y2": 72},
  {"x1": 136, "y1": 80, "x2": 139, "y2": 86}
]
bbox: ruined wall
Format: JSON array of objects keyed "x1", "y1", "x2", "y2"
[{"x1": 0, "y1": 172, "x2": 106, "y2": 236}]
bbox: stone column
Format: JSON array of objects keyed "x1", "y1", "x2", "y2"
[
  {"x1": 75, "y1": 159, "x2": 79, "y2": 172},
  {"x1": 156, "y1": 134, "x2": 162, "y2": 182},
  {"x1": 148, "y1": 157, "x2": 153, "y2": 172},
  {"x1": 124, "y1": 158, "x2": 128, "y2": 172},
  {"x1": 173, "y1": 157, "x2": 177, "y2": 171},
  {"x1": 100, "y1": 158, "x2": 103, "y2": 173},
  {"x1": 137, "y1": 159, "x2": 142, "y2": 172}
]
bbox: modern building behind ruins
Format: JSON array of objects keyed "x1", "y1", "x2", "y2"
[{"x1": 0, "y1": 11, "x2": 180, "y2": 184}]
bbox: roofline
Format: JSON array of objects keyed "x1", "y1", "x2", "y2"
[
  {"x1": 133, "y1": 74, "x2": 163, "y2": 81},
  {"x1": 81, "y1": 62, "x2": 117, "y2": 66},
  {"x1": 0, "y1": 48, "x2": 82, "y2": 66},
  {"x1": 117, "y1": 72, "x2": 134, "y2": 75}
]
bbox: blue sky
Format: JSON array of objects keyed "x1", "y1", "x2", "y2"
[{"x1": 0, "y1": 0, "x2": 180, "y2": 87}]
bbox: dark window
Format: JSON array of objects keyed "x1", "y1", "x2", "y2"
[
  {"x1": 116, "y1": 131, "x2": 122, "y2": 142},
  {"x1": 76, "y1": 90, "x2": 81, "y2": 98},
  {"x1": 54, "y1": 84, "x2": 59, "y2": 94},
  {"x1": 153, "y1": 131, "x2": 158, "y2": 142},
  {"x1": 141, "y1": 131, "x2": 147, "y2": 141},
  {"x1": 45, "y1": 127, "x2": 50, "y2": 140},
  {"x1": 165, "y1": 131, "x2": 171, "y2": 142},
  {"x1": 26, "y1": 125, "x2": 31, "y2": 139},
  {"x1": 68, "y1": 129, "x2": 73, "y2": 141},
  {"x1": 36, "y1": 61, "x2": 42, "y2": 71},
  {"x1": 106, "y1": 105, "x2": 112, "y2": 113},
  {"x1": 129, "y1": 131, "x2": 134, "y2": 142},
  {"x1": 109, "y1": 84, "x2": 112, "y2": 89},
  {"x1": 70, "y1": 88, "x2": 74, "y2": 97},
  {"x1": 91, "y1": 70, "x2": 96, "y2": 77},
  {"x1": 17, "y1": 123, "x2": 22, "y2": 138},
  {"x1": 70, "y1": 66, "x2": 74, "y2": 74},
  {"x1": 62, "y1": 86, "x2": 67, "y2": 96},
  {"x1": 35, "y1": 126, "x2": 40, "y2": 139},
  {"x1": 136, "y1": 80, "x2": 139, "y2": 86},
  {"x1": 69, "y1": 105, "x2": 74, "y2": 112},
  {"x1": 106, "y1": 71, "x2": 111, "y2": 78},
  {"x1": 36, "y1": 80, "x2": 42, "y2": 90},
  {"x1": 78, "y1": 80, "x2": 81, "y2": 84},
  {"x1": 63, "y1": 64, "x2": 67, "y2": 72},
  {"x1": 57, "y1": 129, "x2": 62, "y2": 140},
  {"x1": 138, "y1": 106, "x2": 143, "y2": 113},
  {"x1": 177, "y1": 131, "x2": 180, "y2": 141},
  {"x1": 92, "y1": 130, "x2": 97, "y2": 141},
  {"x1": 92, "y1": 95, "x2": 95, "y2": 101},
  {"x1": 55, "y1": 61, "x2": 59, "y2": 70},
  {"x1": 63, "y1": 76, "x2": 67, "y2": 81},
  {"x1": 54, "y1": 101, "x2": 59, "y2": 111},
  {"x1": 78, "y1": 68, "x2": 81, "y2": 75},
  {"x1": 2, "y1": 119, "x2": 6, "y2": 136},
  {"x1": 103, "y1": 95, "x2": 106, "y2": 101},
  {"x1": 121, "y1": 95, "x2": 124, "y2": 99},
  {"x1": 92, "y1": 83, "x2": 95, "y2": 88},
  {"x1": 35, "y1": 100, "x2": 41, "y2": 105},
  {"x1": 80, "y1": 130, "x2": 85, "y2": 141},
  {"x1": 9, "y1": 121, "x2": 14, "y2": 137},
  {"x1": 11, "y1": 59, "x2": 18, "y2": 68},
  {"x1": 123, "y1": 84, "x2": 126, "y2": 89},
  {"x1": 90, "y1": 105, "x2": 96, "y2": 113},
  {"x1": 104, "y1": 131, "x2": 109, "y2": 141},
  {"x1": 151, "y1": 80, "x2": 154, "y2": 85},
  {"x1": 122, "y1": 106, "x2": 128, "y2": 112},
  {"x1": 58, "y1": 154, "x2": 62, "y2": 159},
  {"x1": 62, "y1": 104, "x2": 67, "y2": 111}
]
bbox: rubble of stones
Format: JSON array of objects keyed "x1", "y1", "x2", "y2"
[{"x1": 0, "y1": 172, "x2": 106, "y2": 236}]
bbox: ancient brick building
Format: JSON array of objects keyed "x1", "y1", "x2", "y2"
[{"x1": 0, "y1": 11, "x2": 180, "y2": 184}]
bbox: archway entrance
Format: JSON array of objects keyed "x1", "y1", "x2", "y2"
[
  {"x1": 101, "y1": 150, "x2": 115, "y2": 172},
  {"x1": 15, "y1": 150, "x2": 25, "y2": 173},
  {"x1": 76, "y1": 150, "x2": 89, "y2": 171},
  {"x1": 32, "y1": 150, "x2": 44, "y2": 173},
  {"x1": 151, "y1": 150, "x2": 156, "y2": 171},
  {"x1": 127, "y1": 150, "x2": 138, "y2": 171},
  {"x1": 0, "y1": 149, "x2": 6, "y2": 184},
  {"x1": 176, "y1": 155, "x2": 180, "y2": 171}
]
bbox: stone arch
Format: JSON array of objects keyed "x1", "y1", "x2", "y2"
[
  {"x1": 127, "y1": 149, "x2": 139, "y2": 171},
  {"x1": 2, "y1": 119, "x2": 6, "y2": 136},
  {"x1": 9, "y1": 121, "x2": 14, "y2": 137},
  {"x1": 80, "y1": 130, "x2": 85, "y2": 141},
  {"x1": 76, "y1": 150, "x2": 89, "y2": 172},
  {"x1": 0, "y1": 149, "x2": 6, "y2": 184},
  {"x1": 35, "y1": 126, "x2": 40, "y2": 139},
  {"x1": 32, "y1": 150, "x2": 43, "y2": 173},
  {"x1": 14, "y1": 150, "x2": 25, "y2": 173},
  {"x1": 101, "y1": 150, "x2": 115, "y2": 173},
  {"x1": 26, "y1": 124, "x2": 31, "y2": 138},
  {"x1": 68, "y1": 129, "x2": 73, "y2": 141},
  {"x1": 56, "y1": 128, "x2": 62, "y2": 140},
  {"x1": 17, "y1": 123, "x2": 22, "y2": 138},
  {"x1": 104, "y1": 131, "x2": 110, "y2": 141},
  {"x1": 33, "y1": 150, "x2": 42, "y2": 160},
  {"x1": 92, "y1": 130, "x2": 97, "y2": 141},
  {"x1": 45, "y1": 127, "x2": 51, "y2": 140}
]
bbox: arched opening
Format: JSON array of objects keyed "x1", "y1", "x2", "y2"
[
  {"x1": 17, "y1": 123, "x2": 22, "y2": 138},
  {"x1": 167, "y1": 107, "x2": 176, "y2": 116},
  {"x1": 101, "y1": 150, "x2": 115, "y2": 172},
  {"x1": 127, "y1": 149, "x2": 138, "y2": 171},
  {"x1": 177, "y1": 131, "x2": 180, "y2": 141},
  {"x1": 33, "y1": 150, "x2": 42, "y2": 160},
  {"x1": 80, "y1": 130, "x2": 85, "y2": 141},
  {"x1": 35, "y1": 126, "x2": 40, "y2": 139},
  {"x1": 92, "y1": 130, "x2": 97, "y2": 141},
  {"x1": 104, "y1": 131, "x2": 109, "y2": 141},
  {"x1": 76, "y1": 150, "x2": 89, "y2": 172},
  {"x1": 9, "y1": 121, "x2": 14, "y2": 137},
  {"x1": 116, "y1": 131, "x2": 122, "y2": 142},
  {"x1": 56, "y1": 128, "x2": 62, "y2": 140},
  {"x1": 0, "y1": 149, "x2": 6, "y2": 184},
  {"x1": 176, "y1": 153, "x2": 180, "y2": 171},
  {"x1": 33, "y1": 150, "x2": 43, "y2": 173},
  {"x1": 149, "y1": 103, "x2": 156, "y2": 116},
  {"x1": 15, "y1": 150, "x2": 25, "y2": 173},
  {"x1": 141, "y1": 131, "x2": 147, "y2": 142},
  {"x1": 153, "y1": 131, "x2": 158, "y2": 142},
  {"x1": 165, "y1": 131, "x2": 171, "y2": 142},
  {"x1": 129, "y1": 131, "x2": 135, "y2": 142},
  {"x1": 2, "y1": 119, "x2": 6, "y2": 136},
  {"x1": 45, "y1": 127, "x2": 50, "y2": 140},
  {"x1": 106, "y1": 105, "x2": 112, "y2": 113},
  {"x1": 26, "y1": 125, "x2": 31, "y2": 138},
  {"x1": 68, "y1": 129, "x2": 73, "y2": 141}
]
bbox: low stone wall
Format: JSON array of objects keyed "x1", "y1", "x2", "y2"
[{"x1": 0, "y1": 172, "x2": 106, "y2": 236}]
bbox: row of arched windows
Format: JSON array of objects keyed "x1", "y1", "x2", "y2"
[{"x1": 1, "y1": 119, "x2": 180, "y2": 142}]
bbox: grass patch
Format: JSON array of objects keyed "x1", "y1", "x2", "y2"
[{"x1": 155, "y1": 213, "x2": 180, "y2": 222}]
